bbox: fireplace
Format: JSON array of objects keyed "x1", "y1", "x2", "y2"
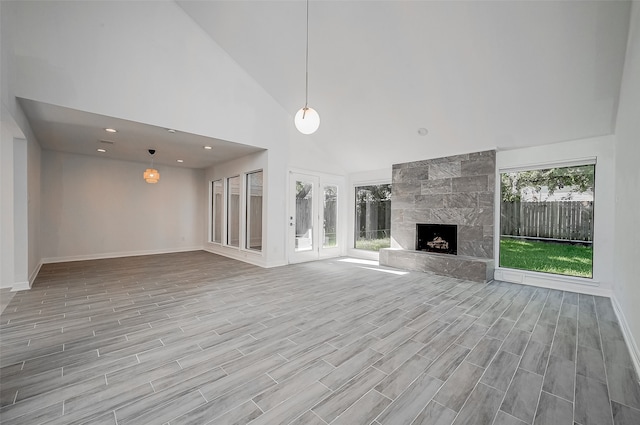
[{"x1": 416, "y1": 224, "x2": 457, "y2": 255}]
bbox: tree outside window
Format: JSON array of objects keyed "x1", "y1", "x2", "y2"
[{"x1": 354, "y1": 184, "x2": 392, "y2": 251}]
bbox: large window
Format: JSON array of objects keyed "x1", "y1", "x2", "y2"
[
  {"x1": 323, "y1": 185, "x2": 338, "y2": 248},
  {"x1": 227, "y1": 176, "x2": 240, "y2": 247},
  {"x1": 211, "y1": 180, "x2": 223, "y2": 244},
  {"x1": 246, "y1": 171, "x2": 263, "y2": 251},
  {"x1": 354, "y1": 184, "x2": 392, "y2": 251},
  {"x1": 500, "y1": 164, "x2": 595, "y2": 278}
]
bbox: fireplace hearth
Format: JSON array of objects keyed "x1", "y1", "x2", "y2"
[{"x1": 416, "y1": 224, "x2": 457, "y2": 255}]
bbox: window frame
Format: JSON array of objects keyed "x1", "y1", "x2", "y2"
[
  {"x1": 226, "y1": 175, "x2": 241, "y2": 248},
  {"x1": 245, "y1": 170, "x2": 264, "y2": 252},
  {"x1": 352, "y1": 182, "x2": 392, "y2": 253},
  {"x1": 210, "y1": 179, "x2": 223, "y2": 244},
  {"x1": 496, "y1": 159, "x2": 596, "y2": 280}
]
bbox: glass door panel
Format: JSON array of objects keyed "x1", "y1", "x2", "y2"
[
  {"x1": 289, "y1": 173, "x2": 319, "y2": 263},
  {"x1": 323, "y1": 185, "x2": 338, "y2": 248},
  {"x1": 295, "y1": 179, "x2": 314, "y2": 253}
]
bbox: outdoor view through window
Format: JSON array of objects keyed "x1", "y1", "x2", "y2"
[
  {"x1": 323, "y1": 185, "x2": 338, "y2": 248},
  {"x1": 500, "y1": 164, "x2": 595, "y2": 278},
  {"x1": 355, "y1": 184, "x2": 392, "y2": 251}
]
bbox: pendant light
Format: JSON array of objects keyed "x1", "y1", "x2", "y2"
[
  {"x1": 294, "y1": 0, "x2": 320, "y2": 135},
  {"x1": 144, "y1": 149, "x2": 160, "y2": 184}
]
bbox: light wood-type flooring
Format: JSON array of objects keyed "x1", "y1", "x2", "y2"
[{"x1": 1, "y1": 251, "x2": 639, "y2": 425}]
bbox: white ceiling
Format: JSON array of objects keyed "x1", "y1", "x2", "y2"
[
  {"x1": 15, "y1": 1, "x2": 632, "y2": 173},
  {"x1": 18, "y1": 98, "x2": 264, "y2": 169},
  {"x1": 176, "y1": 0, "x2": 631, "y2": 171}
]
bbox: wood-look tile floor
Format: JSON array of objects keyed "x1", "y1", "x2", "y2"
[{"x1": 1, "y1": 251, "x2": 639, "y2": 425}]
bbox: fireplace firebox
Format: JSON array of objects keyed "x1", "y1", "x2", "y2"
[{"x1": 416, "y1": 224, "x2": 457, "y2": 255}]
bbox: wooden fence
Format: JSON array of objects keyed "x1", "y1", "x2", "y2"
[{"x1": 501, "y1": 201, "x2": 593, "y2": 242}]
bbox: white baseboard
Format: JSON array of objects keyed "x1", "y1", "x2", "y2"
[
  {"x1": 494, "y1": 268, "x2": 612, "y2": 297},
  {"x1": 41, "y1": 246, "x2": 203, "y2": 264},
  {"x1": 264, "y1": 259, "x2": 287, "y2": 268},
  {"x1": 23, "y1": 261, "x2": 44, "y2": 290},
  {"x1": 202, "y1": 245, "x2": 285, "y2": 268},
  {"x1": 5, "y1": 263, "x2": 42, "y2": 291},
  {"x1": 346, "y1": 248, "x2": 380, "y2": 262},
  {"x1": 611, "y1": 296, "x2": 640, "y2": 380},
  {"x1": 11, "y1": 280, "x2": 30, "y2": 291}
]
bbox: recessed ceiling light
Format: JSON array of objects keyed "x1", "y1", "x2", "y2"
[
  {"x1": 204, "y1": 146, "x2": 212, "y2": 150},
  {"x1": 177, "y1": 159, "x2": 184, "y2": 163},
  {"x1": 417, "y1": 128, "x2": 428, "y2": 136},
  {"x1": 167, "y1": 129, "x2": 176, "y2": 133},
  {"x1": 105, "y1": 128, "x2": 117, "y2": 133},
  {"x1": 97, "y1": 148, "x2": 107, "y2": 153}
]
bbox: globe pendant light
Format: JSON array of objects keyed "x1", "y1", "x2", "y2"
[
  {"x1": 144, "y1": 149, "x2": 160, "y2": 184},
  {"x1": 294, "y1": 0, "x2": 320, "y2": 135}
]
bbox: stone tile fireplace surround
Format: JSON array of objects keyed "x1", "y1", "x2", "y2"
[{"x1": 379, "y1": 150, "x2": 496, "y2": 282}]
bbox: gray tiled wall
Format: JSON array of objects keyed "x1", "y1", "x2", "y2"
[{"x1": 390, "y1": 150, "x2": 496, "y2": 259}]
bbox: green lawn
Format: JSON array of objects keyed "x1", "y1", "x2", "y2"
[
  {"x1": 323, "y1": 234, "x2": 337, "y2": 248},
  {"x1": 355, "y1": 237, "x2": 391, "y2": 251},
  {"x1": 500, "y1": 237, "x2": 593, "y2": 278}
]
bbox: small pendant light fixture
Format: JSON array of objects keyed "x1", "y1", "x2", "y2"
[
  {"x1": 144, "y1": 149, "x2": 160, "y2": 184},
  {"x1": 294, "y1": 0, "x2": 320, "y2": 135}
]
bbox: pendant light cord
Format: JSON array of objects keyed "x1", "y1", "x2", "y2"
[{"x1": 304, "y1": 0, "x2": 310, "y2": 115}]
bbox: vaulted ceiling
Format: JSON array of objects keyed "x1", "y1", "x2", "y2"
[
  {"x1": 12, "y1": 1, "x2": 632, "y2": 173},
  {"x1": 176, "y1": 0, "x2": 631, "y2": 171}
]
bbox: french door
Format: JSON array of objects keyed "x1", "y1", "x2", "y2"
[{"x1": 288, "y1": 172, "x2": 341, "y2": 263}]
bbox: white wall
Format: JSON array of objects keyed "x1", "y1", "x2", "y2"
[
  {"x1": 0, "y1": 106, "x2": 42, "y2": 291},
  {"x1": 1, "y1": 1, "x2": 17, "y2": 288},
  {"x1": 613, "y1": 2, "x2": 640, "y2": 374},
  {"x1": 287, "y1": 127, "x2": 346, "y2": 177},
  {"x1": 1, "y1": 0, "x2": 43, "y2": 290},
  {"x1": 41, "y1": 151, "x2": 204, "y2": 262},
  {"x1": 13, "y1": 139, "x2": 28, "y2": 287},
  {"x1": 10, "y1": 1, "x2": 286, "y2": 153},
  {"x1": 495, "y1": 136, "x2": 616, "y2": 297},
  {"x1": 6, "y1": 0, "x2": 357, "y2": 269},
  {"x1": 0, "y1": 0, "x2": 14, "y2": 109},
  {"x1": 27, "y1": 127, "x2": 41, "y2": 284},
  {"x1": 0, "y1": 113, "x2": 17, "y2": 289}
]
